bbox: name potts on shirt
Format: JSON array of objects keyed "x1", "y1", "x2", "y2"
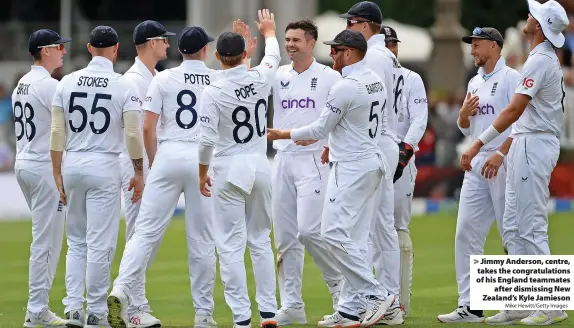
[
  {"x1": 473, "y1": 104, "x2": 495, "y2": 116},
  {"x1": 184, "y1": 73, "x2": 210, "y2": 85},
  {"x1": 77, "y1": 76, "x2": 109, "y2": 88},
  {"x1": 281, "y1": 97, "x2": 316, "y2": 109}
]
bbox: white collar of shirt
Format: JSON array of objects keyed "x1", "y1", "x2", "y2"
[
  {"x1": 182, "y1": 59, "x2": 208, "y2": 71},
  {"x1": 133, "y1": 57, "x2": 155, "y2": 80},
  {"x1": 289, "y1": 58, "x2": 319, "y2": 74},
  {"x1": 341, "y1": 60, "x2": 365, "y2": 78},
  {"x1": 367, "y1": 34, "x2": 386, "y2": 47},
  {"x1": 223, "y1": 64, "x2": 247, "y2": 78},
  {"x1": 478, "y1": 56, "x2": 506, "y2": 79},
  {"x1": 88, "y1": 56, "x2": 114, "y2": 72},
  {"x1": 529, "y1": 40, "x2": 553, "y2": 56},
  {"x1": 30, "y1": 65, "x2": 51, "y2": 77}
]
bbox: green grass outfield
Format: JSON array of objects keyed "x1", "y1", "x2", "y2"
[{"x1": 0, "y1": 213, "x2": 572, "y2": 327}]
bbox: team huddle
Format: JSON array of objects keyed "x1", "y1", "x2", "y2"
[{"x1": 10, "y1": 0, "x2": 570, "y2": 327}]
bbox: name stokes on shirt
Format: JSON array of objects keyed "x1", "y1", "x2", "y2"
[{"x1": 77, "y1": 76, "x2": 109, "y2": 88}]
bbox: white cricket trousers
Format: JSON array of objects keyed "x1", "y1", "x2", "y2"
[
  {"x1": 211, "y1": 154, "x2": 277, "y2": 323},
  {"x1": 370, "y1": 136, "x2": 400, "y2": 302},
  {"x1": 455, "y1": 151, "x2": 505, "y2": 307},
  {"x1": 62, "y1": 152, "x2": 121, "y2": 317},
  {"x1": 15, "y1": 160, "x2": 66, "y2": 317},
  {"x1": 113, "y1": 142, "x2": 216, "y2": 315},
  {"x1": 322, "y1": 155, "x2": 389, "y2": 317},
  {"x1": 502, "y1": 133, "x2": 560, "y2": 256},
  {"x1": 119, "y1": 153, "x2": 151, "y2": 315},
  {"x1": 272, "y1": 151, "x2": 342, "y2": 309}
]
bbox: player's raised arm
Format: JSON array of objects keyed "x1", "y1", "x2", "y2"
[
  {"x1": 267, "y1": 80, "x2": 352, "y2": 141},
  {"x1": 252, "y1": 9, "x2": 280, "y2": 81}
]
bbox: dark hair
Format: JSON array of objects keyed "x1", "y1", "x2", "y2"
[{"x1": 285, "y1": 19, "x2": 318, "y2": 40}]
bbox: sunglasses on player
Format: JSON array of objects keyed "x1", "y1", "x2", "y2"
[
  {"x1": 347, "y1": 19, "x2": 371, "y2": 27},
  {"x1": 38, "y1": 43, "x2": 65, "y2": 51},
  {"x1": 146, "y1": 36, "x2": 169, "y2": 44}
]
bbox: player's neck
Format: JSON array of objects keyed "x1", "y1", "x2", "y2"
[
  {"x1": 482, "y1": 56, "x2": 499, "y2": 75},
  {"x1": 530, "y1": 34, "x2": 546, "y2": 51},
  {"x1": 292, "y1": 56, "x2": 314, "y2": 73},
  {"x1": 33, "y1": 60, "x2": 55, "y2": 74},
  {"x1": 137, "y1": 54, "x2": 158, "y2": 76}
]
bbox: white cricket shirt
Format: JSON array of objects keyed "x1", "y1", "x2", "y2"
[
  {"x1": 290, "y1": 60, "x2": 385, "y2": 163},
  {"x1": 12, "y1": 66, "x2": 58, "y2": 162},
  {"x1": 395, "y1": 67, "x2": 428, "y2": 152},
  {"x1": 272, "y1": 59, "x2": 342, "y2": 153},
  {"x1": 143, "y1": 60, "x2": 222, "y2": 144},
  {"x1": 199, "y1": 37, "x2": 281, "y2": 158},
  {"x1": 513, "y1": 41, "x2": 565, "y2": 138},
  {"x1": 365, "y1": 34, "x2": 402, "y2": 143},
  {"x1": 52, "y1": 56, "x2": 141, "y2": 155},
  {"x1": 460, "y1": 57, "x2": 521, "y2": 151}
]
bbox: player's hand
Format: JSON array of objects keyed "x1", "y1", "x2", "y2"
[
  {"x1": 255, "y1": 9, "x2": 276, "y2": 38},
  {"x1": 481, "y1": 151, "x2": 504, "y2": 179},
  {"x1": 321, "y1": 146, "x2": 330, "y2": 164},
  {"x1": 459, "y1": 92, "x2": 479, "y2": 119},
  {"x1": 234, "y1": 19, "x2": 258, "y2": 58},
  {"x1": 128, "y1": 175, "x2": 144, "y2": 204},
  {"x1": 460, "y1": 142, "x2": 481, "y2": 171},
  {"x1": 199, "y1": 175, "x2": 213, "y2": 197},
  {"x1": 393, "y1": 142, "x2": 414, "y2": 183},
  {"x1": 294, "y1": 140, "x2": 318, "y2": 146},
  {"x1": 54, "y1": 174, "x2": 67, "y2": 206},
  {"x1": 267, "y1": 128, "x2": 286, "y2": 141}
]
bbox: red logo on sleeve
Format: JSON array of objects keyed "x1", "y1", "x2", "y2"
[{"x1": 522, "y1": 78, "x2": 534, "y2": 88}]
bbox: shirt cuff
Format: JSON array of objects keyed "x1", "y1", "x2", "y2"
[{"x1": 198, "y1": 144, "x2": 214, "y2": 165}]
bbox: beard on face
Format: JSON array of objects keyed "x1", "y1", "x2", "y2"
[{"x1": 332, "y1": 55, "x2": 343, "y2": 73}]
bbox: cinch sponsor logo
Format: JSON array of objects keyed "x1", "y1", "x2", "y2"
[
  {"x1": 325, "y1": 101, "x2": 341, "y2": 114},
  {"x1": 474, "y1": 104, "x2": 495, "y2": 116},
  {"x1": 281, "y1": 97, "x2": 316, "y2": 109}
]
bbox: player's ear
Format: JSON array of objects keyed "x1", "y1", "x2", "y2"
[
  {"x1": 87, "y1": 43, "x2": 93, "y2": 56},
  {"x1": 215, "y1": 51, "x2": 221, "y2": 61},
  {"x1": 308, "y1": 39, "x2": 316, "y2": 48},
  {"x1": 242, "y1": 51, "x2": 247, "y2": 59}
]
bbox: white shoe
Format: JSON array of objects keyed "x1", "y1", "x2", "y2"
[
  {"x1": 128, "y1": 311, "x2": 161, "y2": 328},
  {"x1": 437, "y1": 306, "x2": 484, "y2": 323},
  {"x1": 24, "y1": 310, "x2": 68, "y2": 328},
  {"x1": 65, "y1": 309, "x2": 86, "y2": 328},
  {"x1": 86, "y1": 313, "x2": 111, "y2": 328},
  {"x1": 107, "y1": 288, "x2": 129, "y2": 328},
  {"x1": 233, "y1": 324, "x2": 251, "y2": 328},
  {"x1": 379, "y1": 305, "x2": 404, "y2": 325},
  {"x1": 520, "y1": 310, "x2": 568, "y2": 325},
  {"x1": 260, "y1": 315, "x2": 278, "y2": 328},
  {"x1": 195, "y1": 314, "x2": 217, "y2": 328},
  {"x1": 318, "y1": 312, "x2": 361, "y2": 328},
  {"x1": 275, "y1": 307, "x2": 307, "y2": 325},
  {"x1": 485, "y1": 310, "x2": 531, "y2": 325},
  {"x1": 361, "y1": 295, "x2": 395, "y2": 327}
]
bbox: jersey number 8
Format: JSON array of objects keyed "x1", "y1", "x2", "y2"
[
  {"x1": 68, "y1": 92, "x2": 111, "y2": 134},
  {"x1": 176, "y1": 90, "x2": 197, "y2": 129},
  {"x1": 13, "y1": 101, "x2": 36, "y2": 141},
  {"x1": 232, "y1": 99, "x2": 267, "y2": 144}
]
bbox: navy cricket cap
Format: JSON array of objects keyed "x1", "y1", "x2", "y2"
[
  {"x1": 28, "y1": 29, "x2": 71, "y2": 54},
  {"x1": 133, "y1": 20, "x2": 176, "y2": 45},
  {"x1": 89, "y1": 25, "x2": 119, "y2": 48},
  {"x1": 216, "y1": 32, "x2": 246, "y2": 57},
  {"x1": 462, "y1": 27, "x2": 504, "y2": 48},
  {"x1": 381, "y1": 25, "x2": 400, "y2": 42},
  {"x1": 323, "y1": 30, "x2": 368, "y2": 52},
  {"x1": 339, "y1": 1, "x2": 383, "y2": 24},
  {"x1": 179, "y1": 26, "x2": 214, "y2": 54}
]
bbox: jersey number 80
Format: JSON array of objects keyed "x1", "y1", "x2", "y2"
[{"x1": 232, "y1": 99, "x2": 267, "y2": 144}]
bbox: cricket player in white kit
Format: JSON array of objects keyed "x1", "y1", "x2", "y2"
[
  {"x1": 382, "y1": 25, "x2": 429, "y2": 319},
  {"x1": 272, "y1": 19, "x2": 344, "y2": 324},
  {"x1": 437, "y1": 27, "x2": 520, "y2": 324},
  {"x1": 461, "y1": 0, "x2": 569, "y2": 325},
  {"x1": 108, "y1": 24, "x2": 253, "y2": 328},
  {"x1": 198, "y1": 10, "x2": 280, "y2": 328},
  {"x1": 268, "y1": 29, "x2": 395, "y2": 328},
  {"x1": 50, "y1": 25, "x2": 145, "y2": 328},
  {"x1": 340, "y1": 2, "x2": 403, "y2": 322},
  {"x1": 120, "y1": 20, "x2": 175, "y2": 327},
  {"x1": 13, "y1": 29, "x2": 70, "y2": 328}
]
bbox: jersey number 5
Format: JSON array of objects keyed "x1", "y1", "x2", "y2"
[
  {"x1": 232, "y1": 99, "x2": 267, "y2": 144},
  {"x1": 68, "y1": 92, "x2": 111, "y2": 134},
  {"x1": 13, "y1": 101, "x2": 36, "y2": 141},
  {"x1": 368, "y1": 100, "x2": 383, "y2": 139}
]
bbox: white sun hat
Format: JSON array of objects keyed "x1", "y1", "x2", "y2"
[{"x1": 527, "y1": 0, "x2": 569, "y2": 48}]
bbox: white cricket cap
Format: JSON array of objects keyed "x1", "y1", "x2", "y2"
[{"x1": 527, "y1": 0, "x2": 569, "y2": 48}]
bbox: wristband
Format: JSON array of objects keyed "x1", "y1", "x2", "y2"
[
  {"x1": 478, "y1": 125, "x2": 501, "y2": 145},
  {"x1": 496, "y1": 150, "x2": 505, "y2": 158}
]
